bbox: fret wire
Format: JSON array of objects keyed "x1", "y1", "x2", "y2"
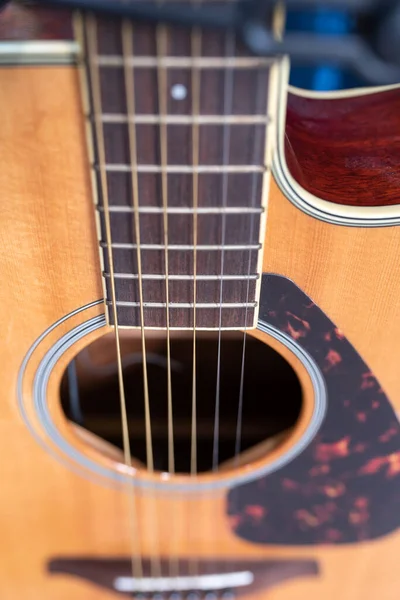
[
  {"x1": 97, "y1": 165, "x2": 266, "y2": 173},
  {"x1": 98, "y1": 114, "x2": 271, "y2": 124},
  {"x1": 90, "y1": 12, "x2": 271, "y2": 331},
  {"x1": 96, "y1": 56, "x2": 274, "y2": 68},
  {"x1": 105, "y1": 0, "x2": 241, "y2": 2},
  {"x1": 99, "y1": 242, "x2": 262, "y2": 250},
  {"x1": 107, "y1": 301, "x2": 257, "y2": 308},
  {"x1": 103, "y1": 273, "x2": 259, "y2": 280},
  {"x1": 120, "y1": 0, "x2": 240, "y2": 2},
  {"x1": 97, "y1": 206, "x2": 263, "y2": 214},
  {"x1": 118, "y1": 325, "x2": 254, "y2": 331}
]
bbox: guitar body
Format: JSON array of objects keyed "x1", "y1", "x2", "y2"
[{"x1": 1, "y1": 4, "x2": 400, "y2": 600}]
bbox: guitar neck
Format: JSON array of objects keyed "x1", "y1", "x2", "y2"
[{"x1": 75, "y1": 9, "x2": 282, "y2": 330}]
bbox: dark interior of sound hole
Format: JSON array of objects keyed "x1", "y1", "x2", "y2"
[{"x1": 60, "y1": 333, "x2": 302, "y2": 474}]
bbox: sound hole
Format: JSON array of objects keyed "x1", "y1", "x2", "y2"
[{"x1": 60, "y1": 332, "x2": 302, "y2": 474}]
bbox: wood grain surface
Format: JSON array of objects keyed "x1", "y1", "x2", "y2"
[
  {"x1": 1, "y1": 65, "x2": 400, "y2": 600},
  {"x1": 84, "y1": 15, "x2": 273, "y2": 328},
  {"x1": 264, "y1": 179, "x2": 400, "y2": 410},
  {"x1": 285, "y1": 88, "x2": 400, "y2": 207}
]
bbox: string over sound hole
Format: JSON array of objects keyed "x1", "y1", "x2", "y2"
[{"x1": 61, "y1": 332, "x2": 302, "y2": 475}]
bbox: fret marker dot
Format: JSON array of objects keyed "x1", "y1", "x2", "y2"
[{"x1": 171, "y1": 84, "x2": 187, "y2": 100}]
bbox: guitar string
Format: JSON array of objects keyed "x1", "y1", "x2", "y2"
[
  {"x1": 209, "y1": 30, "x2": 236, "y2": 581},
  {"x1": 230, "y1": 64, "x2": 268, "y2": 581},
  {"x1": 190, "y1": 27, "x2": 201, "y2": 482},
  {"x1": 85, "y1": 13, "x2": 143, "y2": 580},
  {"x1": 85, "y1": 8, "x2": 273, "y2": 592},
  {"x1": 235, "y1": 1, "x2": 284, "y2": 464},
  {"x1": 121, "y1": 19, "x2": 162, "y2": 578},
  {"x1": 156, "y1": 7, "x2": 174, "y2": 477},
  {"x1": 212, "y1": 31, "x2": 235, "y2": 472},
  {"x1": 235, "y1": 67, "x2": 267, "y2": 461},
  {"x1": 155, "y1": 21, "x2": 178, "y2": 579},
  {"x1": 190, "y1": 15, "x2": 202, "y2": 578}
]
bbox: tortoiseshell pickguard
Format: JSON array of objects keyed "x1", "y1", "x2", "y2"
[{"x1": 228, "y1": 274, "x2": 400, "y2": 545}]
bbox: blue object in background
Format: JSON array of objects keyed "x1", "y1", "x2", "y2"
[{"x1": 286, "y1": 7, "x2": 365, "y2": 91}]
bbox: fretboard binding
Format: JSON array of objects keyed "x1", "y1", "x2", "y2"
[
  {"x1": 96, "y1": 56, "x2": 274, "y2": 68},
  {"x1": 107, "y1": 301, "x2": 257, "y2": 308},
  {"x1": 97, "y1": 165, "x2": 265, "y2": 173},
  {"x1": 98, "y1": 114, "x2": 270, "y2": 125},
  {"x1": 96, "y1": 205, "x2": 263, "y2": 215},
  {"x1": 103, "y1": 272, "x2": 259, "y2": 281},
  {"x1": 99, "y1": 242, "x2": 261, "y2": 250}
]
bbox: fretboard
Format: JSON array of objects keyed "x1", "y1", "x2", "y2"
[{"x1": 76, "y1": 5, "x2": 280, "y2": 329}]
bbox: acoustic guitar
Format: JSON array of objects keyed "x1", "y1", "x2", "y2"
[{"x1": 1, "y1": 2, "x2": 399, "y2": 599}]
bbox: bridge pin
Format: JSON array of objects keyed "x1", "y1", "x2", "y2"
[
  {"x1": 204, "y1": 593, "x2": 218, "y2": 600},
  {"x1": 168, "y1": 594, "x2": 182, "y2": 600},
  {"x1": 221, "y1": 591, "x2": 235, "y2": 599}
]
